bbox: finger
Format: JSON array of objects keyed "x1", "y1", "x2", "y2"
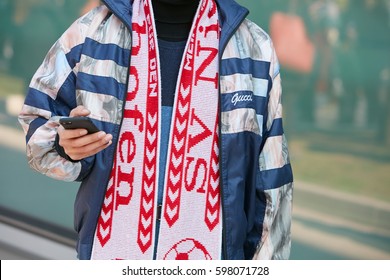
[
  {"x1": 69, "y1": 105, "x2": 91, "y2": 117},
  {"x1": 78, "y1": 140, "x2": 113, "y2": 160},
  {"x1": 67, "y1": 138, "x2": 113, "y2": 161},
  {"x1": 68, "y1": 131, "x2": 110, "y2": 148},
  {"x1": 64, "y1": 132, "x2": 111, "y2": 152},
  {"x1": 58, "y1": 126, "x2": 88, "y2": 140}
]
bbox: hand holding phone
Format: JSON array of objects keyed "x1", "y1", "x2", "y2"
[{"x1": 58, "y1": 108, "x2": 112, "y2": 160}]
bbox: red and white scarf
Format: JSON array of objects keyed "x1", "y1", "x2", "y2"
[{"x1": 91, "y1": 0, "x2": 222, "y2": 260}]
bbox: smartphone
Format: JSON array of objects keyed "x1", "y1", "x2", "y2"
[{"x1": 59, "y1": 116, "x2": 100, "y2": 134}]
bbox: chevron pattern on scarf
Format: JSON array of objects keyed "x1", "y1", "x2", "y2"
[{"x1": 91, "y1": 0, "x2": 222, "y2": 260}]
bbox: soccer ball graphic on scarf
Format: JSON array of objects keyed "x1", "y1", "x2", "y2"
[{"x1": 163, "y1": 238, "x2": 212, "y2": 260}]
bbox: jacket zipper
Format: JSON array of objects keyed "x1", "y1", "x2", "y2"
[
  {"x1": 97, "y1": 1, "x2": 132, "y2": 225},
  {"x1": 218, "y1": 10, "x2": 249, "y2": 260}
]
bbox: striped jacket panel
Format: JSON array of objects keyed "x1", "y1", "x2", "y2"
[{"x1": 220, "y1": 18, "x2": 293, "y2": 259}]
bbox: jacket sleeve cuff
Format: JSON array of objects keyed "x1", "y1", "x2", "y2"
[
  {"x1": 54, "y1": 133, "x2": 80, "y2": 163},
  {"x1": 54, "y1": 133, "x2": 95, "y2": 181}
]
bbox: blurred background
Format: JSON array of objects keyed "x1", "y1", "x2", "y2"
[{"x1": 0, "y1": 0, "x2": 389, "y2": 260}]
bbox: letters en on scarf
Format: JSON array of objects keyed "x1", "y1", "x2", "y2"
[{"x1": 91, "y1": 0, "x2": 222, "y2": 260}]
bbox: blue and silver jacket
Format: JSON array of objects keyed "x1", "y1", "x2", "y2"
[{"x1": 18, "y1": 0, "x2": 293, "y2": 260}]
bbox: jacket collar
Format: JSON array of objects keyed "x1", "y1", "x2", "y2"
[
  {"x1": 216, "y1": 0, "x2": 249, "y2": 52},
  {"x1": 101, "y1": 0, "x2": 248, "y2": 50}
]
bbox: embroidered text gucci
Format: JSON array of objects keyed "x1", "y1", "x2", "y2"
[{"x1": 231, "y1": 93, "x2": 253, "y2": 106}]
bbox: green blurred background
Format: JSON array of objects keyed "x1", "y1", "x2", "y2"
[{"x1": 0, "y1": 0, "x2": 389, "y2": 259}]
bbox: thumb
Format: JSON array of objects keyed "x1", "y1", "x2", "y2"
[{"x1": 69, "y1": 105, "x2": 91, "y2": 117}]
